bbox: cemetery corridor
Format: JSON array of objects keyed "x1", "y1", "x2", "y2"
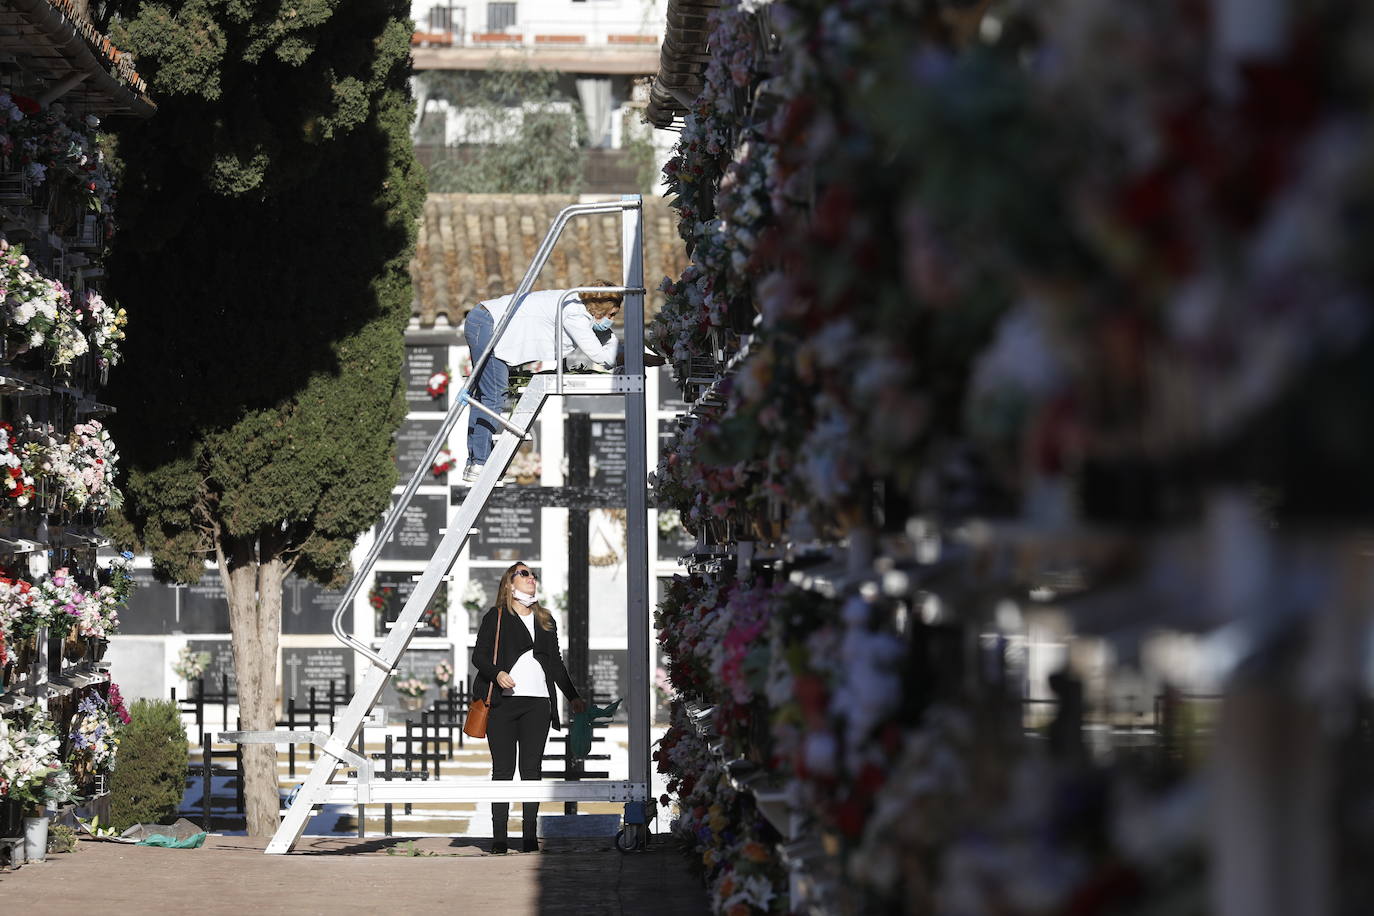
[{"x1": 0, "y1": 833, "x2": 710, "y2": 915}]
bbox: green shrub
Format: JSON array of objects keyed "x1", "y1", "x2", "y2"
[{"x1": 107, "y1": 699, "x2": 187, "y2": 832}]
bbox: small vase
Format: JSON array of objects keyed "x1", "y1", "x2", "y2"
[
  {"x1": 63, "y1": 628, "x2": 86, "y2": 662},
  {"x1": 23, "y1": 814, "x2": 49, "y2": 863},
  {"x1": 400, "y1": 694, "x2": 425, "y2": 711}
]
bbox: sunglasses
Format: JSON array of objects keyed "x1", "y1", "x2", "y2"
[{"x1": 514, "y1": 569, "x2": 536, "y2": 579}]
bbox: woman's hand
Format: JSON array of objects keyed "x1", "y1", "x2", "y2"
[
  {"x1": 496, "y1": 671, "x2": 516, "y2": 689},
  {"x1": 571, "y1": 697, "x2": 587, "y2": 715}
]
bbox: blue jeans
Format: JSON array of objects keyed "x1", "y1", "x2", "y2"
[{"x1": 463, "y1": 305, "x2": 509, "y2": 466}]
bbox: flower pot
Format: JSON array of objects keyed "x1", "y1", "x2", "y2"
[
  {"x1": 63, "y1": 628, "x2": 87, "y2": 662},
  {"x1": 91, "y1": 637, "x2": 109, "y2": 661},
  {"x1": 23, "y1": 815, "x2": 49, "y2": 863},
  {"x1": 400, "y1": 694, "x2": 425, "y2": 711}
]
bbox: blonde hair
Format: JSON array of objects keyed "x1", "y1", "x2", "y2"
[
  {"x1": 496, "y1": 562, "x2": 553, "y2": 631},
  {"x1": 579, "y1": 278, "x2": 623, "y2": 319}
]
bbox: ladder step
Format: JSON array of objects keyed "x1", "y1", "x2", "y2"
[{"x1": 314, "y1": 779, "x2": 647, "y2": 805}]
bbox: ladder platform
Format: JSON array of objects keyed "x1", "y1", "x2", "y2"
[
  {"x1": 313, "y1": 779, "x2": 648, "y2": 805},
  {"x1": 529, "y1": 372, "x2": 644, "y2": 395}
]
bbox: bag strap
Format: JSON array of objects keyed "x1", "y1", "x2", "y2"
[{"x1": 485, "y1": 606, "x2": 502, "y2": 704}]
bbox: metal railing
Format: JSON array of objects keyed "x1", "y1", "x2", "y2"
[{"x1": 330, "y1": 198, "x2": 644, "y2": 669}]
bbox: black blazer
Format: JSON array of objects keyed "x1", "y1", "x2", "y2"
[{"x1": 471, "y1": 606, "x2": 581, "y2": 730}]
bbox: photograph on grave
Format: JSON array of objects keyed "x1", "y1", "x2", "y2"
[
  {"x1": 118, "y1": 568, "x2": 180, "y2": 635},
  {"x1": 404, "y1": 343, "x2": 450, "y2": 411},
  {"x1": 463, "y1": 564, "x2": 541, "y2": 634},
  {"x1": 281, "y1": 646, "x2": 353, "y2": 709},
  {"x1": 179, "y1": 571, "x2": 233, "y2": 633},
  {"x1": 379, "y1": 492, "x2": 447, "y2": 561},
  {"x1": 185, "y1": 639, "x2": 237, "y2": 697},
  {"x1": 392, "y1": 416, "x2": 444, "y2": 478},
  {"x1": 283, "y1": 576, "x2": 352, "y2": 635},
  {"x1": 470, "y1": 503, "x2": 541, "y2": 562},
  {"x1": 371, "y1": 571, "x2": 447, "y2": 637},
  {"x1": 588, "y1": 648, "x2": 629, "y2": 723},
  {"x1": 380, "y1": 646, "x2": 453, "y2": 715}
]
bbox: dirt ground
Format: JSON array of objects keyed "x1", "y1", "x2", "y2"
[{"x1": 0, "y1": 833, "x2": 711, "y2": 915}]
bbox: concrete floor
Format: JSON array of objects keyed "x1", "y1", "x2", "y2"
[{"x1": 0, "y1": 833, "x2": 710, "y2": 915}]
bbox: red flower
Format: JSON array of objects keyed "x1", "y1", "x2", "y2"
[{"x1": 11, "y1": 94, "x2": 39, "y2": 115}]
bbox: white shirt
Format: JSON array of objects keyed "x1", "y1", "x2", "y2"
[
  {"x1": 503, "y1": 610, "x2": 549, "y2": 698},
  {"x1": 490, "y1": 289, "x2": 618, "y2": 369}
]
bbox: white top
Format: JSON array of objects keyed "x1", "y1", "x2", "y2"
[
  {"x1": 489, "y1": 288, "x2": 618, "y2": 369},
  {"x1": 503, "y1": 610, "x2": 549, "y2": 698}
]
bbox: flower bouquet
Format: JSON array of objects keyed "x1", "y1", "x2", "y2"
[
  {"x1": 393, "y1": 675, "x2": 428, "y2": 710},
  {"x1": 434, "y1": 660, "x2": 453, "y2": 689},
  {"x1": 432, "y1": 448, "x2": 456, "y2": 477},
  {"x1": 67, "y1": 692, "x2": 120, "y2": 784},
  {"x1": 172, "y1": 645, "x2": 211, "y2": 693},
  {"x1": 427, "y1": 370, "x2": 450, "y2": 398}
]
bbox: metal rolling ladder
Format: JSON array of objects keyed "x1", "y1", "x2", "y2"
[{"x1": 225, "y1": 196, "x2": 653, "y2": 855}]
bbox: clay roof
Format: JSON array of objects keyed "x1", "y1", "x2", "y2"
[
  {"x1": 645, "y1": 0, "x2": 719, "y2": 127},
  {"x1": 0, "y1": 0, "x2": 155, "y2": 117},
  {"x1": 410, "y1": 193, "x2": 687, "y2": 328}
]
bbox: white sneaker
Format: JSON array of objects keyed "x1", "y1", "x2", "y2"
[{"x1": 461, "y1": 463, "x2": 505, "y2": 487}]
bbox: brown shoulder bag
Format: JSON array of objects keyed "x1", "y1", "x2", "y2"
[{"x1": 463, "y1": 607, "x2": 502, "y2": 739}]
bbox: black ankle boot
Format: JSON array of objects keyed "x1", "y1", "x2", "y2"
[
  {"x1": 492, "y1": 840, "x2": 508, "y2": 855},
  {"x1": 521, "y1": 838, "x2": 540, "y2": 853}
]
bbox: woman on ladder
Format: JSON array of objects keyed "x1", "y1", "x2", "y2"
[{"x1": 471, "y1": 561, "x2": 586, "y2": 853}]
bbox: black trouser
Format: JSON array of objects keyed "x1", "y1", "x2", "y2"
[{"x1": 487, "y1": 695, "x2": 551, "y2": 841}]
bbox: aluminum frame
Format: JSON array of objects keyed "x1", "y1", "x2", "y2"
[{"x1": 259, "y1": 196, "x2": 652, "y2": 855}]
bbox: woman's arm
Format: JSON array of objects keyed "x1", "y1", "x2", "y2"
[
  {"x1": 471, "y1": 609, "x2": 501, "y2": 682},
  {"x1": 561, "y1": 306, "x2": 618, "y2": 368},
  {"x1": 543, "y1": 624, "x2": 583, "y2": 703}
]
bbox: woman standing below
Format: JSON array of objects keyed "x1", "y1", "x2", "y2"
[{"x1": 471, "y1": 562, "x2": 586, "y2": 853}]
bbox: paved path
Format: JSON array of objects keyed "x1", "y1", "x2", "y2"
[{"x1": 0, "y1": 834, "x2": 710, "y2": 915}]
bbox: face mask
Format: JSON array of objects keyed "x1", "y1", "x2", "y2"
[
  {"x1": 591, "y1": 316, "x2": 614, "y2": 332},
  {"x1": 514, "y1": 590, "x2": 538, "y2": 607}
]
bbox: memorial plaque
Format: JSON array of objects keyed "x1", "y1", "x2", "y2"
[
  {"x1": 405, "y1": 344, "x2": 449, "y2": 410},
  {"x1": 588, "y1": 649, "x2": 628, "y2": 722},
  {"x1": 589, "y1": 419, "x2": 628, "y2": 491},
  {"x1": 180, "y1": 572, "x2": 232, "y2": 633},
  {"x1": 119, "y1": 569, "x2": 179, "y2": 635},
  {"x1": 393, "y1": 417, "x2": 444, "y2": 478},
  {"x1": 471, "y1": 504, "x2": 541, "y2": 562},
  {"x1": 281, "y1": 646, "x2": 353, "y2": 707},
  {"x1": 284, "y1": 576, "x2": 352, "y2": 635},
  {"x1": 463, "y1": 564, "x2": 541, "y2": 633},
  {"x1": 372, "y1": 571, "x2": 447, "y2": 638},
  {"x1": 186, "y1": 639, "x2": 237, "y2": 697},
  {"x1": 380, "y1": 647, "x2": 453, "y2": 716},
  {"x1": 380, "y1": 493, "x2": 447, "y2": 561},
  {"x1": 657, "y1": 365, "x2": 687, "y2": 411}
]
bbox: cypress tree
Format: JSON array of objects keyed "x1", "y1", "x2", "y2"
[{"x1": 105, "y1": 0, "x2": 426, "y2": 835}]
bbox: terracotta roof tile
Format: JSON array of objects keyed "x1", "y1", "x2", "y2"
[{"x1": 410, "y1": 194, "x2": 687, "y2": 328}]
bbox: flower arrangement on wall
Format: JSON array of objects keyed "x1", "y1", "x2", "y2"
[{"x1": 0, "y1": 238, "x2": 128, "y2": 372}]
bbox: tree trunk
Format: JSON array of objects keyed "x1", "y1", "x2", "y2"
[{"x1": 220, "y1": 530, "x2": 288, "y2": 837}]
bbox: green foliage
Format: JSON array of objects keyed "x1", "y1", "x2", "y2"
[
  {"x1": 106, "y1": 0, "x2": 427, "y2": 586},
  {"x1": 107, "y1": 699, "x2": 187, "y2": 832},
  {"x1": 47, "y1": 823, "x2": 79, "y2": 854},
  {"x1": 421, "y1": 68, "x2": 585, "y2": 194}
]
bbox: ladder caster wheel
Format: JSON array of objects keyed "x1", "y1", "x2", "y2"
[{"x1": 615, "y1": 825, "x2": 645, "y2": 853}]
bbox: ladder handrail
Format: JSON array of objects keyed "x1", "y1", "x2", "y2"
[{"x1": 330, "y1": 198, "x2": 643, "y2": 669}]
